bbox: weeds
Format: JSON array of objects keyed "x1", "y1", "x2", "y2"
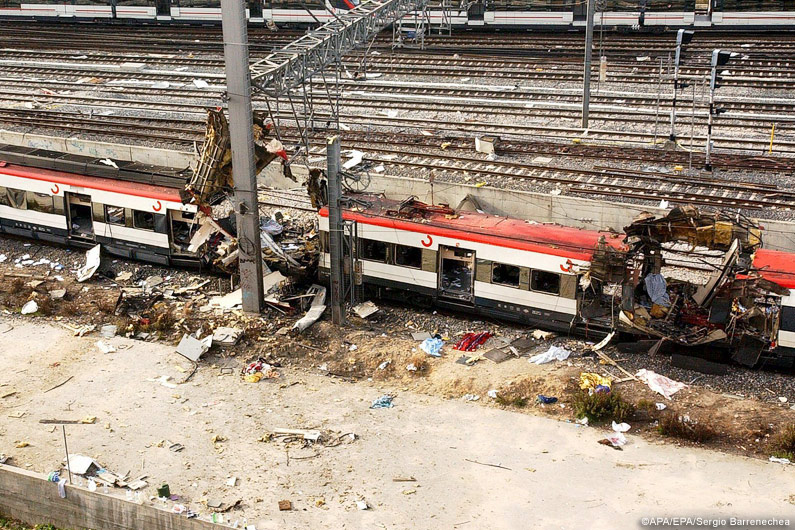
[
  {"x1": 769, "y1": 423, "x2": 795, "y2": 460},
  {"x1": 657, "y1": 412, "x2": 717, "y2": 443},
  {"x1": 495, "y1": 379, "x2": 535, "y2": 408},
  {"x1": 573, "y1": 390, "x2": 635, "y2": 423},
  {"x1": 405, "y1": 354, "x2": 430, "y2": 376}
]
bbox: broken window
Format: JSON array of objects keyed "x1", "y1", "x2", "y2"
[
  {"x1": 360, "y1": 238, "x2": 387, "y2": 262},
  {"x1": 170, "y1": 211, "x2": 197, "y2": 251},
  {"x1": 133, "y1": 210, "x2": 155, "y2": 231},
  {"x1": 6, "y1": 188, "x2": 26, "y2": 209},
  {"x1": 26, "y1": 192, "x2": 55, "y2": 214},
  {"x1": 492, "y1": 262, "x2": 520, "y2": 287},
  {"x1": 0, "y1": 186, "x2": 8, "y2": 206},
  {"x1": 395, "y1": 244, "x2": 422, "y2": 268},
  {"x1": 105, "y1": 205, "x2": 125, "y2": 226},
  {"x1": 531, "y1": 270, "x2": 560, "y2": 295}
]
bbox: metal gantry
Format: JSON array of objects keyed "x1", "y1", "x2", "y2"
[{"x1": 250, "y1": 0, "x2": 429, "y2": 98}]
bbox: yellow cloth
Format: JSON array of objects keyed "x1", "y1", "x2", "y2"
[{"x1": 579, "y1": 372, "x2": 612, "y2": 391}]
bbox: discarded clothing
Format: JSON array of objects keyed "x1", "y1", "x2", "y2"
[
  {"x1": 453, "y1": 332, "x2": 492, "y2": 352},
  {"x1": 420, "y1": 337, "x2": 444, "y2": 357},
  {"x1": 536, "y1": 395, "x2": 558, "y2": 404},
  {"x1": 579, "y1": 372, "x2": 613, "y2": 392},
  {"x1": 644, "y1": 273, "x2": 671, "y2": 308},
  {"x1": 635, "y1": 369, "x2": 686, "y2": 400},
  {"x1": 370, "y1": 395, "x2": 394, "y2": 409},
  {"x1": 528, "y1": 345, "x2": 571, "y2": 364},
  {"x1": 260, "y1": 217, "x2": 283, "y2": 236}
]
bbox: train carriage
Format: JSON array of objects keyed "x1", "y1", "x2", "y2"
[
  {"x1": 1, "y1": 0, "x2": 793, "y2": 27},
  {"x1": 317, "y1": 196, "x2": 627, "y2": 336},
  {"x1": 752, "y1": 249, "x2": 795, "y2": 363},
  {"x1": 0, "y1": 146, "x2": 202, "y2": 266}
]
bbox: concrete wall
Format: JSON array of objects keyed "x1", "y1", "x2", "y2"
[
  {"x1": 0, "y1": 130, "x2": 195, "y2": 169},
  {"x1": 264, "y1": 165, "x2": 795, "y2": 253},
  {"x1": 0, "y1": 465, "x2": 221, "y2": 530}
]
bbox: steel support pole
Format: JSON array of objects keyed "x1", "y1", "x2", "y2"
[
  {"x1": 327, "y1": 136, "x2": 346, "y2": 326},
  {"x1": 581, "y1": 0, "x2": 595, "y2": 129},
  {"x1": 221, "y1": 0, "x2": 264, "y2": 313},
  {"x1": 669, "y1": 42, "x2": 681, "y2": 141},
  {"x1": 705, "y1": 86, "x2": 714, "y2": 171}
]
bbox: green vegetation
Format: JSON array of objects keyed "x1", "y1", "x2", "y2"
[
  {"x1": 572, "y1": 390, "x2": 635, "y2": 423},
  {"x1": 769, "y1": 423, "x2": 795, "y2": 460}
]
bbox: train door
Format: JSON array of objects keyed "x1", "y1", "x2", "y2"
[
  {"x1": 467, "y1": 0, "x2": 485, "y2": 21},
  {"x1": 438, "y1": 245, "x2": 475, "y2": 303},
  {"x1": 66, "y1": 193, "x2": 95, "y2": 241},
  {"x1": 248, "y1": 0, "x2": 263, "y2": 18},
  {"x1": 156, "y1": 0, "x2": 170, "y2": 16}
]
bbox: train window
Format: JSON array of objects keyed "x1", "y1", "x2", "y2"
[
  {"x1": 395, "y1": 244, "x2": 422, "y2": 268},
  {"x1": 105, "y1": 206, "x2": 126, "y2": 226},
  {"x1": 531, "y1": 270, "x2": 560, "y2": 295},
  {"x1": 492, "y1": 262, "x2": 520, "y2": 287},
  {"x1": 360, "y1": 238, "x2": 387, "y2": 262},
  {"x1": 26, "y1": 192, "x2": 55, "y2": 214},
  {"x1": 133, "y1": 210, "x2": 156, "y2": 231},
  {"x1": 116, "y1": 0, "x2": 153, "y2": 5},
  {"x1": 0, "y1": 186, "x2": 8, "y2": 206},
  {"x1": 6, "y1": 188, "x2": 26, "y2": 209}
]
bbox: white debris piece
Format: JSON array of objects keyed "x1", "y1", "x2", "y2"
[
  {"x1": 212, "y1": 327, "x2": 243, "y2": 346},
  {"x1": 342, "y1": 150, "x2": 364, "y2": 170},
  {"x1": 352, "y1": 301, "x2": 379, "y2": 318},
  {"x1": 20, "y1": 300, "x2": 38, "y2": 315},
  {"x1": 99, "y1": 158, "x2": 119, "y2": 169},
  {"x1": 176, "y1": 334, "x2": 212, "y2": 362},
  {"x1": 292, "y1": 285, "x2": 327, "y2": 332},
  {"x1": 96, "y1": 340, "x2": 116, "y2": 354},
  {"x1": 592, "y1": 331, "x2": 615, "y2": 351},
  {"x1": 528, "y1": 345, "x2": 571, "y2": 364},
  {"x1": 612, "y1": 421, "x2": 630, "y2": 433},
  {"x1": 193, "y1": 79, "x2": 209, "y2": 89},
  {"x1": 76, "y1": 244, "x2": 101, "y2": 282},
  {"x1": 635, "y1": 369, "x2": 687, "y2": 400}
]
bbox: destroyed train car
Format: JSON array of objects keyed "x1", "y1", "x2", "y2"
[
  {"x1": 0, "y1": 111, "x2": 315, "y2": 274},
  {"x1": 316, "y1": 196, "x2": 795, "y2": 368}
]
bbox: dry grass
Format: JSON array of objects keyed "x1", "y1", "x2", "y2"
[
  {"x1": 405, "y1": 354, "x2": 430, "y2": 376},
  {"x1": 60, "y1": 300, "x2": 83, "y2": 316},
  {"x1": 495, "y1": 379, "x2": 535, "y2": 408},
  {"x1": 33, "y1": 295, "x2": 53, "y2": 316},
  {"x1": 657, "y1": 412, "x2": 717, "y2": 444},
  {"x1": 769, "y1": 423, "x2": 795, "y2": 460},
  {"x1": 8, "y1": 278, "x2": 27, "y2": 295},
  {"x1": 572, "y1": 390, "x2": 635, "y2": 423}
]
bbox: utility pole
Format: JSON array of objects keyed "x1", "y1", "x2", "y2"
[
  {"x1": 327, "y1": 136, "x2": 346, "y2": 326},
  {"x1": 221, "y1": 0, "x2": 264, "y2": 312},
  {"x1": 706, "y1": 49, "x2": 734, "y2": 171},
  {"x1": 582, "y1": 0, "x2": 595, "y2": 129},
  {"x1": 669, "y1": 29, "x2": 694, "y2": 142}
]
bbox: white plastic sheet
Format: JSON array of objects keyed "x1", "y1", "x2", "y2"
[
  {"x1": 528, "y1": 345, "x2": 571, "y2": 364},
  {"x1": 635, "y1": 369, "x2": 686, "y2": 400}
]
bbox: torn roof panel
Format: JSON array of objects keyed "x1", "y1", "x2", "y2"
[
  {"x1": 0, "y1": 162, "x2": 184, "y2": 204},
  {"x1": 753, "y1": 249, "x2": 795, "y2": 289},
  {"x1": 320, "y1": 195, "x2": 625, "y2": 262}
]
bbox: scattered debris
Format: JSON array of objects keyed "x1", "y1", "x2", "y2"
[
  {"x1": 420, "y1": 336, "x2": 444, "y2": 357},
  {"x1": 528, "y1": 345, "x2": 571, "y2": 364},
  {"x1": 293, "y1": 285, "x2": 326, "y2": 332},
  {"x1": 453, "y1": 332, "x2": 491, "y2": 351},
  {"x1": 96, "y1": 340, "x2": 116, "y2": 354},
  {"x1": 20, "y1": 300, "x2": 38, "y2": 315},
  {"x1": 635, "y1": 369, "x2": 686, "y2": 400},
  {"x1": 76, "y1": 245, "x2": 101, "y2": 283},
  {"x1": 212, "y1": 327, "x2": 243, "y2": 347},
  {"x1": 356, "y1": 500, "x2": 369, "y2": 510},
  {"x1": 176, "y1": 333, "x2": 212, "y2": 362},
  {"x1": 536, "y1": 395, "x2": 557, "y2": 404},
  {"x1": 370, "y1": 395, "x2": 394, "y2": 409},
  {"x1": 278, "y1": 500, "x2": 292, "y2": 511},
  {"x1": 579, "y1": 372, "x2": 612, "y2": 393},
  {"x1": 352, "y1": 301, "x2": 379, "y2": 319}
]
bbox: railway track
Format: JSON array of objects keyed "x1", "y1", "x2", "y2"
[{"x1": 302, "y1": 143, "x2": 795, "y2": 211}]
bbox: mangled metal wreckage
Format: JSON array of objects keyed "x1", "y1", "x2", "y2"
[
  {"x1": 180, "y1": 109, "x2": 317, "y2": 276},
  {"x1": 586, "y1": 206, "x2": 788, "y2": 367}
]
